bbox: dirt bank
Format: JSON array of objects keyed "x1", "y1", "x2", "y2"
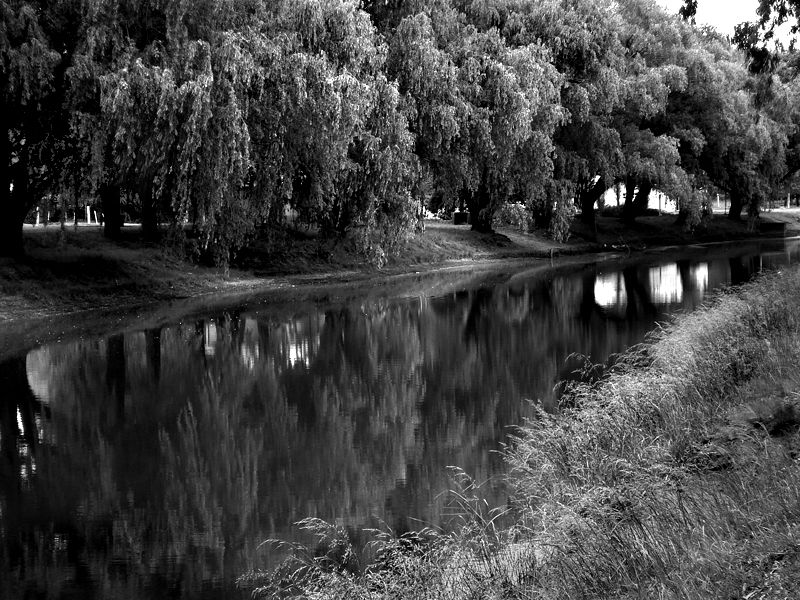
[{"x1": 0, "y1": 213, "x2": 792, "y2": 327}]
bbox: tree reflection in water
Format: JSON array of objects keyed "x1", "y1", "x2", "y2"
[{"x1": 1, "y1": 242, "x2": 798, "y2": 599}]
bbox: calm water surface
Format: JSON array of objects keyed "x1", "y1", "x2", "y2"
[{"x1": 2, "y1": 240, "x2": 799, "y2": 599}]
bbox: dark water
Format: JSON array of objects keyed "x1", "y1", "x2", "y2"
[{"x1": 2, "y1": 240, "x2": 799, "y2": 599}]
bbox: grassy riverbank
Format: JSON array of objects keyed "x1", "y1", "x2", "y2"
[
  {"x1": 241, "y1": 265, "x2": 800, "y2": 599},
  {"x1": 1, "y1": 212, "x2": 793, "y2": 323}
]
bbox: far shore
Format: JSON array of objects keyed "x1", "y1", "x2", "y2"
[{"x1": 2, "y1": 211, "x2": 799, "y2": 352}]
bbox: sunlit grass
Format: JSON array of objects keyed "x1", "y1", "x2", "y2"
[{"x1": 240, "y1": 266, "x2": 800, "y2": 599}]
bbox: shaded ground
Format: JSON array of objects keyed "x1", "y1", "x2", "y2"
[
  {"x1": 0, "y1": 213, "x2": 793, "y2": 325},
  {"x1": 572, "y1": 210, "x2": 800, "y2": 247},
  {"x1": 761, "y1": 206, "x2": 800, "y2": 230}
]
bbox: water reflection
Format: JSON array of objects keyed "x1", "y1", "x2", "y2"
[
  {"x1": 649, "y1": 264, "x2": 683, "y2": 304},
  {"x1": 591, "y1": 257, "x2": 756, "y2": 317},
  {"x1": 594, "y1": 272, "x2": 627, "y2": 312},
  {"x1": 2, "y1": 240, "x2": 799, "y2": 599},
  {"x1": 693, "y1": 262, "x2": 709, "y2": 291}
]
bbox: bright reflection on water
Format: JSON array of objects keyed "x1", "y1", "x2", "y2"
[
  {"x1": 593, "y1": 272, "x2": 627, "y2": 311},
  {"x1": 1, "y1": 240, "x2": 799, "y2": 599},
  {"x1": 648, "y1": 263, "x2": 684, "y2": 304},
  {"x1": 693, "y1": 262, "x2": 709, "y2": 291}
]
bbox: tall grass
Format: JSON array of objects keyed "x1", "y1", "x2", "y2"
[{"x1": 240, "y1": 266, "x2": 800, "y2": 599}]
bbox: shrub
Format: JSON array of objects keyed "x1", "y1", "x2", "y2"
[{"x1": 493, "y1": 202, "x2": 530, "y2": 231}]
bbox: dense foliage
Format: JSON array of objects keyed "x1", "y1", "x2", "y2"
[{"x1": 2, "y1": 0, "x2": 798, "y2": 261}]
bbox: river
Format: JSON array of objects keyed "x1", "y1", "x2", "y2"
[{"x1": 1, "y1": 239, "x2": 798, "y2": 599}]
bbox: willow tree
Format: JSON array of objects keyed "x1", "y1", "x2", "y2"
[
  {"x1": 642, "y1": 28, "x2": 743, "y2": 222},
  {"x1": 678, "y1": 0, "x2": 800, "y2": 219},
  {"x1": 63, "y1": 0, "x2": 421, "y2": 263},
  {"x1": 456, "y1": 29, "x2": 564, "y2": 233},
  {"x1": 238, "y1": 0, "x2": 420, "y2": 262},
  {"x1": 91, "y1": 1, "x2": 254, "y2": 261},
  {"x1": 492, "y1": 0, "x2": 629, "y2": 230},
  {"x1": 775, "y1": 52, "x2": 800, "y2": 196},
  {"x1": 718, "y1": 90, "x2": 789, "y2": 219},
  {"x1": 0, "y1": 1, "x2": 62, "y2": 256},
  {"x1": 599, "y1": 0, "x2": 697, "y2": 223},
  {"x1": 65, "y1": 1, "x2": 271, "y2": 259},
  {"x1": 460, "y1": 0, "x2": 688, "y2": 231},
  {"x1": 648, "y1": 18, "x2": 794, "y2": 220},
  {"x1": 66, "y1": 1, "x2": 132, "y2": 240},
  {"x1": 387, "y1": 2, "x2": 564, "y2": 234}
]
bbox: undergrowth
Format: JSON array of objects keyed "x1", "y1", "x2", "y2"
[{"x1": 239, "y1": 266, "x2": 800, "y2": 599}]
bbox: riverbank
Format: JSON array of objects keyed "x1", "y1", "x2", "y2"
[
  {"x1": 1, "y1": 212, "x2": 793, "y2": 325},
  {"x1": 241, "y1": 264, "x2": 800, "y2": 599},
  {"x1": 0, "y1": 220, "x2": 553, "y2": 323}
]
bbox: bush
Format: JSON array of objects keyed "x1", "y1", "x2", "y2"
[{"x1": 493, "y1": 202, "x2": 529, "y2": 231}]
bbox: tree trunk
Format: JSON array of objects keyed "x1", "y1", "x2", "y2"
[
  {"x1": 0, "y1": 121, "x2": 18, "y2": 256},
  {"x1": 73, "y1": 181, "x2": 79, "y2": 230},
  {"x1": 579, "y1": 177, "x2": 606, "y2": 224},
  {"x1": 727, "y1": 191, "x2": 745, "y2": 221},
  {"x1": 1, "y1": 146, "x2": 31, "y2": 258},
  {"x1": 578, "y1": 178, "x2": 606, "y2": 241},
  {"x1": 622, "y1": 175, "x2": 637, "y2": 224},
  {"x1": 0, "y1": 203, "x2": 26, "y2": 257},
  {"x1": 59, "y1": 192, "x2": 67, "y2": 244},
  {"x1": 632, "y1": 181, "x2": 652, "y2": 217},
  {"x1": 470, "y1": 209, "x2": 494, "y2": 233},
  {"x1": 579, "y1": 182, "x2": 594, "y2": 225},
  {"x1": 466, "y1": 184, "x2": 494, "y2": 233},
  {"x1": 102, "y1": 182, "x2": 123, "y2": 240},
  {"x1": 140, "y1": 180, "x2": 158, "y2": 239}
]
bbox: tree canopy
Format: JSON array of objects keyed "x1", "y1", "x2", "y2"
[{"x1": 2, "y1": 0, "x2": 797, "y2": 261}]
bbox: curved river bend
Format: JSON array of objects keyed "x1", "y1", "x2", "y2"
[{"x1": 2, "y1": 239, "x2": 798, "y2": 599}]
